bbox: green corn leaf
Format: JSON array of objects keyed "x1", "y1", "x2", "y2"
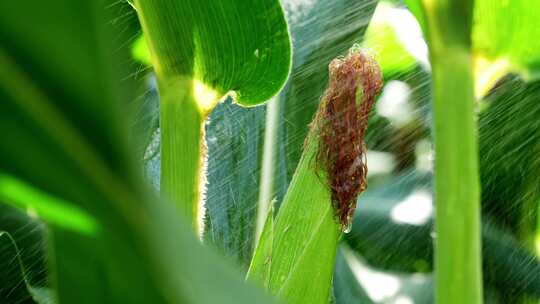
[
  {"x1": 134, "y1": 0, "x2": 292, "y2": 109},
  {"x1": 479, "y1": 76, "x2": 540, "y2": 255},
  {"x1": 404, "y1": 0, "x2": 540, "y2": 96},
  {"x1": 473, "y1": 0, "x2": 540, "y2": 96},
  {"x1": 204, "y1": 99, "x2": 267, "y2": 268},
  {"x1": 362, "y1": 1, "x2": 419, "y2": 78},
  {"x1": 133, "y1": 1, "x2": 380, "y2": 275},
  {"x1": 0, "y1": 174, "x2": 99, "y2": 236},
  {"x1": 246, "y1": 202, "x2": 275, "y2": 288},
  {"x1": 0, "y1": 1, "x2": 276, "y2": 303},
  {"x1": 249, "y1": 132, "x2": 342, "y2": 304}
]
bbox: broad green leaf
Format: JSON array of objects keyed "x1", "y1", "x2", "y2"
[
  {"x1": 405, "y1": 0, "x2": 540, "y2": 96},
  {"x1": 0, "y1": 174, "x2": 99, "y2": 235},
  {"x1": 204, "y1": 99, "x2": 267, "y2": 268},
  {"x1": 363, "y1": 1, "x2": 419, "y2": 78},
  {"x1": 479, "y1": 76, "x2": 540, "y2": 253},
  {"x1": 260, "y1": 136, "x2": 341, "y2": 304},
  {"x1": 246, "y1": 203, "x2": 275, "y2": 287},
  {"x1": 134, "y1": 0, "x2": 291, "y2": 108},
  {"x1": 133, "y1": 0, "x2": 291, "y2": 233},
  {"x1": 473, "y1": 0, "x2": 540, "y2": 96},
  {"x1": 0, "y1": 1, "x2": 275, "y2": 303}
]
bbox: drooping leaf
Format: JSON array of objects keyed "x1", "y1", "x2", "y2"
[
  {"x1": 362, "y1": 1, "x2": 421, "y2": 78},
  {"x1": 134, "y1": 0, "x2": 292, "y2": 107},
  {"x1": 0, "y1": 174, "x2": 99, "y2": 236}
]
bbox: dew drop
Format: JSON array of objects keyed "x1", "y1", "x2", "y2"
[{"x1": 342, "y1": 221, "x2": 352, "y2": 233}]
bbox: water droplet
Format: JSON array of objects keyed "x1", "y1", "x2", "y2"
[{"x1": 342, "y1": 221, "x2": 352, "y2": 233}]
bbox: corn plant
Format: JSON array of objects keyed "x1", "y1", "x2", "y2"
[{"x1": 1, "y1": 0, "x2": 540, "y2": 304}]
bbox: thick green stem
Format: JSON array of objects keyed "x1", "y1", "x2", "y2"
[
  {"x1": 135, "y1": 0, "x2": 211, "y2": 234},
  {"x1": 160, "y1": 79, "x2": 204, "y2": 233},
  {"x1": 422, "y1": 1, "x2": 483, "y2": 303},
  {"x1": 431, "y1": 49, "x2": 483, "y2": 304}
]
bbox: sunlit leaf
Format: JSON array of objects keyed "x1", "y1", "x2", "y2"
[
  {"x1": 134, "y1": 0, "x2": 291, "y2": 107},
  {"x1": 363, "y1": 1, "x2": 422, "y2": 78},
  {"x1": 0, "y1": 174, "x2": 99, "y2": 235},
  {"x1": 473, "y1": 0, "x2": 540, "y2": 94},
  {"x1": 404, "y1": 0, "x2": 540, "y2": 96}
]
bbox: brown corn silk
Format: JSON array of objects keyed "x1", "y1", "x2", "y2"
[{"x1": 314, "y1": 48, "x2": 383, "y2": 230}]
